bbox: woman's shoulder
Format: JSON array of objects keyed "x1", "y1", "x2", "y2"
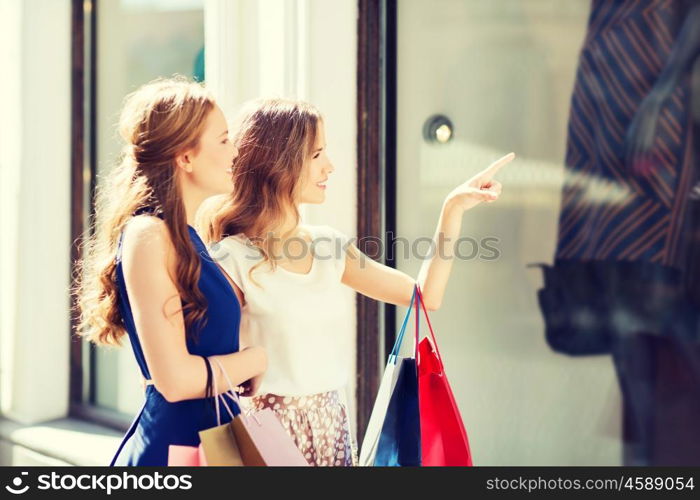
[
  {"x1": 303, "y1": 224, "x2": 349, "y2": 241},
  {"x1": 303, "y1": 224, "x2": 355, "y2": 263},
  {"x1": 216, "y1": 232, "x2": 255, "y2": 248},
  {"x1": 209, "y1": 233, "x2": 262, "y2": 262},
  {"x1": 122, "y1": 215, "x2": 172, "y2": 251},
  {"x1": 215, "y1": 232, "x2": 243, "y2": 243},
  {"x1": 119, "y1": 215, "x2": 175, "y2": 274}
]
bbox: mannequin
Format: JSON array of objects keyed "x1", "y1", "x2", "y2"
[{"x1": 537, "y1": 0, "x2": 700, "y2": 465}]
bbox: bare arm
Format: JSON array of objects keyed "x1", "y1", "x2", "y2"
[
  {"x1": 121, "y1": 216, "x2": 265, "y2": 403},
  {"x1": 342, "y1": 153, "x2": 513, "y2": 311}
]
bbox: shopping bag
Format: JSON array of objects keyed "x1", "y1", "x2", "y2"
[
  {"x1": 358, "y1": 360, "x2": 402, "y2": 465},
  {"x1": 374, "y1": 357, "x2": 421, "y2": 466},
  {"x1": 372, "y1": 289, "x2": 421, "y2": 467},
  {"x1": 360, "y1": 288, "x2": 418, "y2": 466},
  {"x1": 210, "y1": 358, "x2": 310, "y2": 466},
  {"x1": 415, "y1": 286, "x2": 473, "y2": 466},
  {"x1": 230, "y1": 408, "x2": 312, "y2": 466},
  {"x1": 192, "y1": 354, "x2": 244, "y2": 466},
  {"x1": 199, "y1": 418, "x2": 243, "y2": 466},
  {"x1": 168, "y1": 445, "x2": 208, "y2": 466}
]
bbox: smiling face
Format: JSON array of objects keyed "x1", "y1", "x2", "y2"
[
  {"x1": 181, "y1": 104, "x2": 239, "y2": 197},
  {"x1": 298, "y1": 120, "x2": 334, "y2": 204}
]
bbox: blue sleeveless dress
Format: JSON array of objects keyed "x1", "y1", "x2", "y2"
[{"x1": 110, "y1": 209, "x2": 242, "y2": 466}]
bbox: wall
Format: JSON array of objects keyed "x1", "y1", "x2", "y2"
[{"x1": 0, "y1": 0, "x2": 72, "y2": 426}]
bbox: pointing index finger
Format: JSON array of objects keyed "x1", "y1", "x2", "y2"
[{"x1": 480, "y1": 152, "x2": 515, "y2": 180}]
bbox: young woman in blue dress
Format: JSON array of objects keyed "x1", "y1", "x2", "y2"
[{"x1": 73, "y1": 77, "x2": 267, "y2": 466}]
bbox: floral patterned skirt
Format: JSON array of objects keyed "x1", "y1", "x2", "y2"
[{"x1": 248, "y1": 391, "x2": 358, "y2": 466}]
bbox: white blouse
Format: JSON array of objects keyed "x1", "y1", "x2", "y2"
[{"x1": 209, "y1": 225, "x2": 354, "y2": 397}]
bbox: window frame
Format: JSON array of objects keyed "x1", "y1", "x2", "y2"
[
  {"x1": 355, "y1": 0, "x2": 397, "y2": 441},
  {"x1": 68, "y1": 0, "x2": 131, "y2": 432}
]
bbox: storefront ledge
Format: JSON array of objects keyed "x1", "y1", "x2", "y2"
[{"x1": 0, "y1": 417, "x2": 122, "y2": 466}]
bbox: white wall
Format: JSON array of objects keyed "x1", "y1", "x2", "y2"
[
  {"x1": 0, "y1": 0, "x2": 72, "y2": 424},
  {"x1": 303, "y1": 0, "x2": 358, "y2": 442}
]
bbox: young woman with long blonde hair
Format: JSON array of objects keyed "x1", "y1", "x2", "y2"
[
  {"x1": 199, "y1": 98, "x2": 512, "y2": 466},
  {"x1": 74, "y1": 77, "x2": 266, "y2": 466}
]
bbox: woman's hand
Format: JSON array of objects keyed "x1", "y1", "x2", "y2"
[
  {"x1": 341, "y1": 151, "x2": 515, "y2": 311},
  {"x1": 417, "y1": 151, "x2": 514, "y2": 309},
  {"x1": 444, "y1": 152, "x2": 514, "y2": 212},
  {"x1": 237, "y1": 372, "x2": 264, "y2": 397}
]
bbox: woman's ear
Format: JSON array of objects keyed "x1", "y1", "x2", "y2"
[{"x1": 175, "y1": 150, "x2": 194, "y2": 173}]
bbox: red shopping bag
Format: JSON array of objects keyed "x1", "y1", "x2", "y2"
[{"x1": 415, "y1": 286, "x2": 473, "y2": 466}]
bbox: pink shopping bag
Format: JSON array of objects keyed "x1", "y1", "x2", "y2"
[
  {"x1": 211, "y1": 358, "x2": 309, "y2": 466},
  {"x1": 167, "y1": 444, "x2": 208, "y2": 466}
]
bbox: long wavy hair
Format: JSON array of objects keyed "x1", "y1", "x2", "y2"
[
  {"x1": 198, "y1": 98, "x2": 321, "y2": 284},
  {"x1": 73, "y1": 76, "x2": 215, "y2": 346}
]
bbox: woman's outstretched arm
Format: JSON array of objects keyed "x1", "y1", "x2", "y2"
[{"x1": 342, "y1": 152, "x2": 514, "y2": 311}]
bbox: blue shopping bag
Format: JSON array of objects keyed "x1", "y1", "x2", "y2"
[
  {"x1": 365, "y1": 287, "x2": 421, "y2": 466},
  {"x1": 374, "y1": 357, "x2": 421, "y2": 466}
]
